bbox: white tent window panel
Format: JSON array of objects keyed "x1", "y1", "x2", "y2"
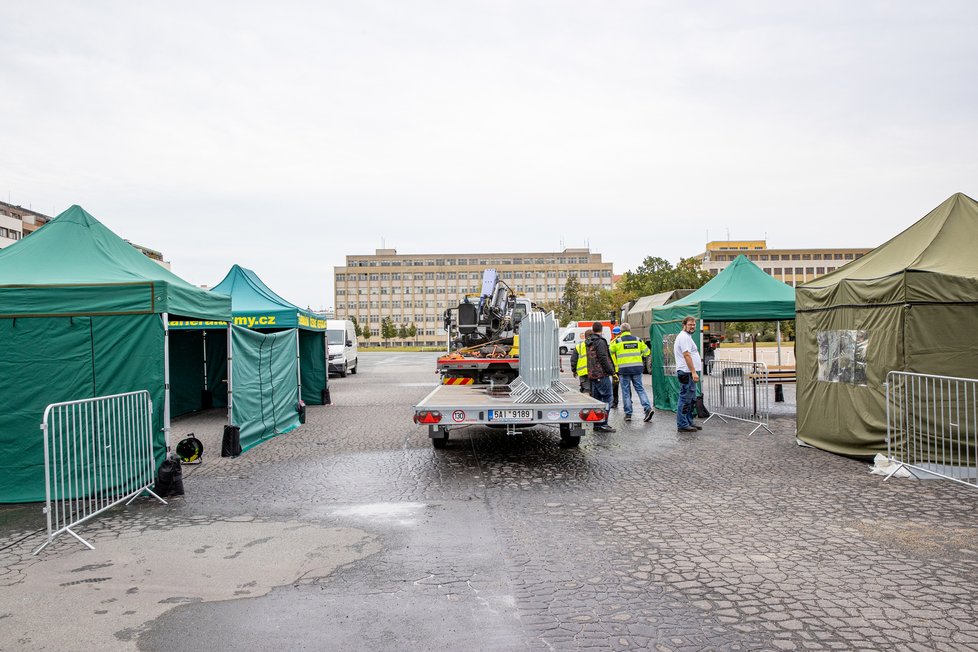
[
  {"x1": 662, "y1": 334, "x2": 678, "y2": 374},
  {"x1": 817, "y1": 330, "x2": 869, "y2": 386}
]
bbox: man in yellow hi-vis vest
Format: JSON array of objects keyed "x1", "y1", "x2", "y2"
[
  {"x1": 568, "y1": 328, "x2": 592, "y2": 394},
  {"x1": 609, "y1": 322, "x2": 654, "y2": 422}
]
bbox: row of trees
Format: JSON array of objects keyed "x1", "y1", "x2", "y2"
[
  {"x1": 350, "y1": 316, "x2": 419, "y2": 345},
  {"x1": 540, "y1": 256, "x2": 714, "y2": 325},
  {"x1": 344, "y1": 254, "x2": 791, "y2": 343},
  {"x1": 725, "y1": 320, "x2": 795, "y2": 342}
]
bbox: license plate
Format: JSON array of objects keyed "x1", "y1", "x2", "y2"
[{"x1": 488, "y1": 409, "x2": 533, "y2": 422}]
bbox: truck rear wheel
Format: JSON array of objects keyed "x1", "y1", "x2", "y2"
[{"x1": 431, "y1": 434, "x2": 448, "y2": 449}]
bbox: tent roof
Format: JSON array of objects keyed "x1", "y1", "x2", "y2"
[
  {"x1": 0, "y1": 205, "x2": 231, "y2": 320},
  {"x1": 209, "y1": 265, "x2": 325, "y2": 330},
  {"x1": 652, "y1": 255, "x2": 796, "y2": 322},
  {"x1": 797, "y1": 193, "x2": 978, "y2": 309}
]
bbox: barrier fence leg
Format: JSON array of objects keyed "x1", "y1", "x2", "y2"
[{"x1": 125, "y1": 487, "x2": 168, "y2": 506}]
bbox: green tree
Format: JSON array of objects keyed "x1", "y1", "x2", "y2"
[
  {"x1": 361, "y1": 326, "x2": 372, "y2": 344},
  {"x1": 618, "y1": 256, "x2": 712, "y2": 301},
  {"x1": 671, "y1": 257, "x2": 713, "y2": 290},
  {"x1": 779, "y1": 320, "x2": 795, "y2": 341},
  {"x1": 558, "y1": 275, "x2": 585, "y2": 324},
  {"x1": 398, "y1": 323, "x2": 409, "y2": 339},
  {"x1": 408, "y1": 322, "x2": 418, "y2": 344},
  {"x1": 350, "y1": 316, "x2": 362, "y2": 337},
  {"x1": 380, "y1": 316, "x2": 397, "y2": 344}
]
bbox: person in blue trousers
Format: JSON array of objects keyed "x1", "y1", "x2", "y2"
[
  {"x1": 609, "y1": 322, "x2": 654, "y2": 423},
  {"x1": 674, "y1": 316, "x2": 703, "y2": 433}
]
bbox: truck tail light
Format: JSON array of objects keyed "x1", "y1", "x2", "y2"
[
  {"x1": 414, "y1": 410, "x2": 443, "y2": 424},
  {"x1": 579, "y1": 408, "x2": 606, "y2": 422}
]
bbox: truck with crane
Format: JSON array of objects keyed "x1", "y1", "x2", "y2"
[{"x1": 413, "y1": 270, "x2": 608, "y2": 449}]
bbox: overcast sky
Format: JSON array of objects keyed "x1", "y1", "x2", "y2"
[{"x1": 2, "y1": 1, "x2": 977, "y2": 309}]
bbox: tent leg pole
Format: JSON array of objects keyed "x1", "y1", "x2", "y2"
[
  {"x1": 296, "y1": 330, "x2": 302, "y2": 406},
  {"x1": 227, "y1": 324, "x2": 233, "y2": 425},
  {"x1": 202, "y1": 329, "x2": 208, "y2": 393},
  {"x1": 776, "y1": 320, "x2": 782, "y2": 367},
  {"x1": 162, "y1": 313, "x2": 171, "y2": 451}
]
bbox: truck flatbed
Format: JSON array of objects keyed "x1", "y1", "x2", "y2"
[{"x1": 413, "y1": 384, "x2": 607, "y2": 449}]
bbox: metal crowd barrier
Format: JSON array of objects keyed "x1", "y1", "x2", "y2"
[
  {"x1": 701, "y1": 360, "x2": 773, "y2": 436},
  {"x1": 509, "y1": 311, "x2": 570, "y2": 403},
  {"x1": 885, "y1": 371, "x2": 978, "y2": 489},
  {"x1": 33, "y1": 390, "x2": 167, "y2": 555}
]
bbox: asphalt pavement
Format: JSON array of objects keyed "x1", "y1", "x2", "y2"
[{"x1": 2, "y1": 352, "x2": 977, "y2": 651}]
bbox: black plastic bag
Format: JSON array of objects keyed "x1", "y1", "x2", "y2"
[
  {"x1": 156, "y1": 453, "x2": 185, "y2": 496},
  {"x1": 696, "y1": 395, "x2": 711, "y2": 419},
  {"x1": 222, "y1": 425, "x2": 241, "y2": 457}
]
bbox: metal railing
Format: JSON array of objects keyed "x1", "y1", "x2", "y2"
[
  {"x1": 701, "y1": 360, "x2": 773, "y2": 436},
  {"x1": 33, "y1": 390, "x2": 167, "y2": 555},
  {"x1": 885, "y1": 371, "x2": 978, "y2": 489}
]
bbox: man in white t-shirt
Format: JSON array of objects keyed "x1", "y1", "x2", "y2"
[{"x1": 673, "y1": 316, "x2": 702, "y2": 432}]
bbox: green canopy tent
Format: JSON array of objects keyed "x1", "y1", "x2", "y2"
[
  {"x1": 650, "y1": 255, "x2": 796, "y2": 411},
  {"x1": 169, "y1": 265, "x2": 329, "y2": 409},
  {"x1": 0, "y1": 205, "x2": 231, "y2": 503},
  {"x1": 796, "y1": 192, "x2": 978, "y2": 457},
  {"x1": 169, "y1": 265, "x2": 329, "y2": 451},
  {"x1": 210, "y1": 265, "x2": 328, "y2": 408}
]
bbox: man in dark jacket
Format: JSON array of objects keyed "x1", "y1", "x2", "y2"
[
  {"x1": 586, "y1": 322, "x2": 616, "y2": 433},
  {"x1": 569, "y1": 329, "x2": 592, "y2": 394}
]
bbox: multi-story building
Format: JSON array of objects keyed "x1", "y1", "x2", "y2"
[
  {"x1": 696, "y1": 240, "x2": 872, "y2": 286},
  {"x1": 0, "y1": 201, "x2": 50, "y2": 246},
  {"x1": 334, "y1": 248, "x2": 614, "y2": 346},
  {"x1": 0, "y1": 200, "x2": 171, "y2": 269}
]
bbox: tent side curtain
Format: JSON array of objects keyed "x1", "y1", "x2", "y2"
[
  {"x1": 795, "y1": 305, "x2": 903, "y2": 457},
  {"x1": 299, "y1": 330, "x2": 328, "y2": 405},
  {"x1": 230, "y1": 325, "x2": 300, "y2": 452},
  {"x1": 650, "y1": 321, "x2": 683, "y2": 412},
  {"x1": 0, "y1": 314, "x2": 165, "y2": 503}
]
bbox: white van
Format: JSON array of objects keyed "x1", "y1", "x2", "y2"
[
  {"x1": 326, "y1": 319, "x2": 358, "y2": 377},
  {"x1": 558, "y1": 325, "x2": 611, "y2": 354}
]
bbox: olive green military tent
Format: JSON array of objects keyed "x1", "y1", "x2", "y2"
[
  {"x1": 650, "y1": 255, "x2": 795, "y2": 411},
  {"x1": 796, "y1": 192, "x2": 978, "y2": 457},
  {"x1": 0, "y1": 205, "x2": 232, "y2": 503}
]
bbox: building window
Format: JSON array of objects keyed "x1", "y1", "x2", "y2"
[
  {"x1": 845, "y1": 253, "x2": 854, "y2": 259},
  {"x1": 816, "y1": 267, "x2": 825, "y2": 274}
]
